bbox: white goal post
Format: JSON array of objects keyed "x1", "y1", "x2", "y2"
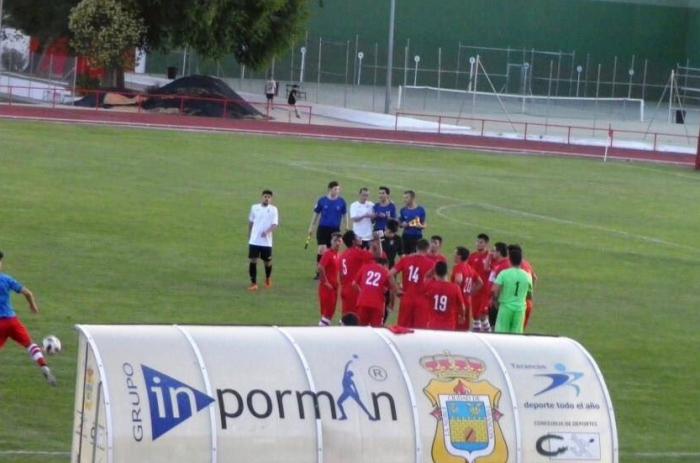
[{"x1": 397, "y1": 85, "x2": 645, "y2": 122}]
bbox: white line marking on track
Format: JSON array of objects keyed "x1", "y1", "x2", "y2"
[{"x1": 0, "y1": 450, "x2": 70, "y2": 456}]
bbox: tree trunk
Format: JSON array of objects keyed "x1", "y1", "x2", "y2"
[{"x1": 104, "y1": 66, "x2": 125, "y2": 88}]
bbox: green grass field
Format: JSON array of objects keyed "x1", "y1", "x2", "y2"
[{"x1": 0, "y1": 120, "x2": 699, "y2": 462}]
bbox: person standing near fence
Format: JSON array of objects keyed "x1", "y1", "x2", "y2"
[
  {"x1": 288, "y1": 84, "x2": 301, "y2": 118},
  {"x1": 265, "y1": 78, "x2": 276, "y2": 115}
]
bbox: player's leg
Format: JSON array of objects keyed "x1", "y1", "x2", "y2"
[
  {"x1": 341, "y1": 285, "x2": 358, "y2": 320},
  {"x1": 248, "y1": 245, "x2": 260, "y2": 290},
  {"x1": 314, "y1": 227, "x2": 330, "y2": 279},
  {"x1": 524, "y1": 300, "x2": 534, "y2": 329},
  {"x1": 397, "y1": 296, "x2": 414, "y2": 327},
  {"x1": 318, "y1": 286, "x2": 337, "y2": 326},
  {"x1": 262, "y1": 247, "x2": 273, "y2": 288},
  {"x1": 494, "y1": 308, "x2": 514, "y2": 334},
  {"x1": 510, "y1": 310, "x2": 526, "y2": 334},
  {"x1": 9, "y1": 318, "x2": 56, "y2": 386},
  {"x1": 368, "y1": 307, "x2": 385, "y2": 328},
  {"x1": 0, "y1": 318, "x2": 10, "y2": 349},
  {"x1": 413, "y1": 296, "x2": 429, "y2": 329}
]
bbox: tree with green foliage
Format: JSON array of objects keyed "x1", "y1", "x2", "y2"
[
  {"x1": 6, "y1": 0, "x2": 312, "y2": 85},
  {"x1": 69, "y1": 0, "x2": 146, "y2": 87},
  {"x1": 3, "y1": 0, "x2": 79, "y2": 48},
  {"x1": 134, "y1": 0, "x2": 310, "y2": 69}
]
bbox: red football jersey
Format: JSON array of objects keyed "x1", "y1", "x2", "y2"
[
  {"x1": 319, "y1": 249, "x2": 340, "y2": 288},
  {"x1": 427, "y1": 253, "x2": 448, "y2": 265},
  {"x1": 450, "y1": 263, "x2": 482, "y2": 303},
  {"x1": 355, "y1": 263, "x2": 391, "y2": 310},
  {"x1": 424, "y1": 280, "x2": 465, "y2": 330},
  {"x1": 489, "y1": 259, "x2": 512, "y2": 284},
  {"x1": 467, "y1": 250, "x2": 491, "y2": 288},
  {"x1": 521, "y1": 260, "x2": 536, "y2": 279},
  {"x1": 339, "y1": 247, "x2": 375, "y2": 287},
  {"x1": 393, "y1": 254, "x2": 434, "y2": 294}
]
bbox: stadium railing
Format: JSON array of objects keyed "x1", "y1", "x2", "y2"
[
  {"x1": 0, "y1": 85, "x2": 314, "y2": 125},
  {"x1": 394, "y1": 111, "x2": 698, "y2": 155}
]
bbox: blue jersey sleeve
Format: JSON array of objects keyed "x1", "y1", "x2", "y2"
[
  {"x1": 399, "y1": 207, "x2": 406, "y2": 222},
  {"x1": 418, "y1": 207, "x2": 426, "y2": 223},
  {"x1": 389, "y1": 204, "x2": 397, "y2": 219},
  {"x1": 5, "y1": 275, "x2": 23, "y2": 293},
  {"x1": 314, "y1": 198, "x2": 323, "y2": 213},
  {"x1": 340, "y1": 199, "x2": 347, "y2": 215}
]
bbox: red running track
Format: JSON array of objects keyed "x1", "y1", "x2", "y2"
[{"x1": 1, "y1": 104, "x2": 697, "y2": 167}]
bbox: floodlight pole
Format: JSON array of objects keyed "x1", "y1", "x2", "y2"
[{"x1": 384, "y1": 0, "x2": 396, "y2": 114}]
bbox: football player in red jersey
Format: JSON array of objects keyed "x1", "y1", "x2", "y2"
[
  {"x1": 424, "y1": 262, "x2": 466, "y2": 331},
  {"x1": 467, "y1": 233, "x2": 492, "y2": 332},
  {"x1": 353, "y1": 257, "x2": 398, "y2": 327},
  {"x1": 390, "y1": 239, "x2": 435, "y2": 328},
  {"x1": 520, "y1": 256, "x2": 538, "y2": 329},
  {"x1": 450, "y1": 247, "x2": 483, "y2": 331},
  {"x1": 339, "y1": 231, "x2": 378, "y2": 322},
  {"x1": 317, "y1": 233, "x2": 343, "y2": 326},
  {"x1": 487, "y1": 242, "x2": 509, "y2": 330},
  {"x1": 427, "y1": 235, "x2": 448, "y2": 265}
]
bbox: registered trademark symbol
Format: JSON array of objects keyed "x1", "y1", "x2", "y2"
[{"x1": 368, "y1": 366, "x2": 387, "y2": 381}]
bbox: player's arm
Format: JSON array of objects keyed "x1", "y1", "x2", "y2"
[
  {"x1": 308, "y1": 212, "x2": 320, "y2": 235},
  {"x1": 350, "y1": 203, "x2": 364, "y2": 223},
  {"x1": 263, "y1": 209, "x2": 279, "y2": 237},
  {"x1": 491, "y1": 283, "x2": 502, "y2": 309},
  {"x1": 317, "y1": 257, "x2": 332, "y2": 289},
  {"x1": 471, "y1": 274, "x2": 484, "y2": 295},
  {"x1": 387, "y1": 272, "x2": 401, "y2": 302},
  {"x1": 417, "y1": 208, "x2": 427, "y2": 229},
  {"x1": 21, "y1": 287, "x2": 39, "y2": 314},
  {"x1": 457, "y1": 290, "x2": 467, "y2": 325}
]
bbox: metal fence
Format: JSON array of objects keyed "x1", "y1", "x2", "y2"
[{"x1": 146, "y1": 32, "x2": 682, "y2": 109}]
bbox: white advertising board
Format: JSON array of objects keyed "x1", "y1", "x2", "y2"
[{"x1": 71, "y1": 325, "x2": 617, "y2": 463}]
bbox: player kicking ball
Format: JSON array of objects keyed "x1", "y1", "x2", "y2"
[{"x1": 0, "y1": 251, "x2": 56, "y2": 386}]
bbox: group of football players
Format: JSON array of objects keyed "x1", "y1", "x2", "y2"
[{"x1": 310, "y1": 182, "x2": 537, "y2": 333}]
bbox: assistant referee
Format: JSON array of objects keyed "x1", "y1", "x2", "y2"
[{"x1": 308, "y1": 181, "x2": 347, "y2": 279}]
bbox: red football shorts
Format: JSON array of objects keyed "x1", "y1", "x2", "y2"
[
  {"x1": 471, "y1": 291, "x2": 490, "y2": 318},
  {"x1": 318, "y1": 285, "x2": 338, "y2": 320},
  {"x1": 340, "y1": 285, "x2": 358, "y2": 317},
  {"x1": 0, "y1": 317, "x2": 32, "y2": 349},
  {"x1": 357, "y1": 305, "x2": 384, "y2": 327},
  {"x1": 397, "y1": 292, "x2": 426, "y2": 328}
]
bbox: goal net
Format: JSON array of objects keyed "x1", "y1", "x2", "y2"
[{"x1": 397, "y1": 85, "x2": 645, "y2": 122}]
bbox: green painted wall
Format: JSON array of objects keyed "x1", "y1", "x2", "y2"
[{"x1": 148, "y1": 0, "x2": 700, "y2": 99}]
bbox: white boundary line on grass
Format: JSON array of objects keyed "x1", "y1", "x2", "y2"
[{"x1": 0, "y1": 113, "x2": 695, "y2": 167}]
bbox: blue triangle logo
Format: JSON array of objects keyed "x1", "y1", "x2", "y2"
[{"x1": 142, "y1": 365, "x2": 215, "y2": 440}]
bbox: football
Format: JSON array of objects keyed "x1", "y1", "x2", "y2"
[{"x1": 42, "y1": 335, "x2": 62, "y2": 355}]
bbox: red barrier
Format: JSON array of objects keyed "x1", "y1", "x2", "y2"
[{"x1": 0, "y1": 85, "x2": 313, "y2": 125}]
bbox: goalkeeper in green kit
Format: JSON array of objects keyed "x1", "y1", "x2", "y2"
[{"x1": 492, "y1": 244, "x2": 533, "y2": 334}]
